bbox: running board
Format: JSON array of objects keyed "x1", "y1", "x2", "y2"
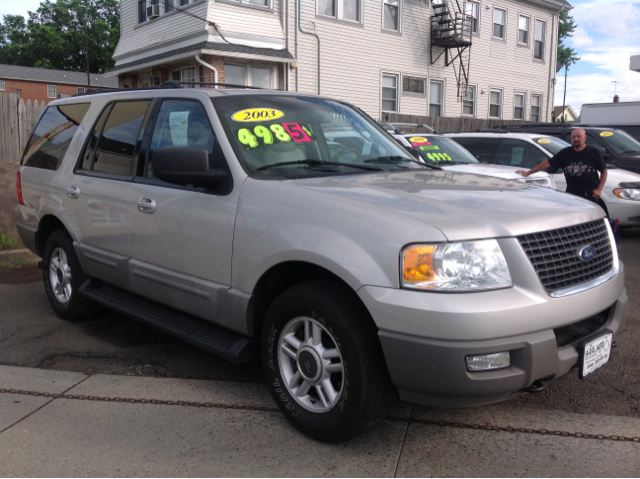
[{"x1": 80, "y1": 280, "x2": 257, "y2": 364}]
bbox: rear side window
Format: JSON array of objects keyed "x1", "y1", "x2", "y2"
[
  {"x1": 496, "y1": 139, "x2": 547, "y2": 168},
  {"x1": 80, "y1": 101, "x2": 151, "y2": 176},
  {"x1": 22, "y1": 103, "x2": 90, "y2": 170},
  {"x1": 451, "y1": 137, "x2": 498, "y2": 163}
]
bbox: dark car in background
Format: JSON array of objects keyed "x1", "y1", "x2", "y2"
[{"x1": 495, "y1": 125, "x2": 640, "y2": 174}]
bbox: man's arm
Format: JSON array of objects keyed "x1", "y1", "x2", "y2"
[
  {"x1": 593, "y1": 169, "x2": 607, "y2": 199},
  {"x1": 516, "y1": 160, "x2": 551, "y2": 177}
]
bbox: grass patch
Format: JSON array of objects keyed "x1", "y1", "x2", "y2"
[{"x1": 0, "y1": 230, "x2": 21, "y2": 251}]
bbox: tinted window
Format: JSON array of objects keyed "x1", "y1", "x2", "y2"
[
  {"x1": 533, "y1": 137, "x2": 571, "y2": 155},
  {"x1": 496, "y1": 139, "x2": 548, "y2": 168},
  {"x1": 451, "y1": 137, "x2": 498, "y2": 163},
  {"x1": 585, "y1": 134, "x2": 601, "y2": 149},
  {"x1": 148, "y1": 100, "x2": 229, "y2": 183},
  {"x1": 89, "y1": 101, "x2": 150, "y2": 176},
  {"x1": 22, "y1": 103, "x2": 90, "y2": 170},
  {"x1": 404, "y1": 135, "x2": 479, "y2": 164},
  {"x1": 81, "y1": 106, "x2": 112, "y2": 171}
]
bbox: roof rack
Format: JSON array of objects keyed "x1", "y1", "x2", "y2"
[
  {"x1": 74, "y1": 80, "x2": 265, "y2": 97},
  {"x1": 390, "y1": 122, "x2": 437, "y2": 134}
]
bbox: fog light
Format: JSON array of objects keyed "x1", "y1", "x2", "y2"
[{"x1": 465, "y1": 352, "x2": 511, "y2": 372}]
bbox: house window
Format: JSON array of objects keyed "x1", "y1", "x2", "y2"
[
  {"x1": 462, "y1": 86, "x2": 476, "y2": 116},
  {"x1": 47, "y1": 85, "x2": 57, "y2": 98},
  {"x1": 225, "y1": 64, "x2": 246, "y2": 86},
  {"x1": 14, "y1": 88, "x2": 22, "y2": 97},
  {"x1": 489, "y1": 89, "x2": 502, "y2": 118},
  {"x1": 252, "y1": 67, "x2": 272, "y2": 89},
  {"x1": 172, "y1": 67, "x2": 197, "y2": 87},
  {"x1": 381, "y1": 74, "x2": 398, "y2": 112},
  {"x1": 165, "y1": 0, "x2": 175, "y2": 13},
  {"x1": 465, "y1": 1, "x2": 479, "y2": 34},
  {"x1": 318, "y1": 0, "x2": 361, "y2": 22},
  {"x1": 514, "y1": 92, "x2": 525, "y2": 120},
  {"x1": 403, "y1": 76, "x2": 425, "y2": 95},
  {"x1": 531, "y1": 94, "x2": 542, "y2": 122},
  {"x1": 518, "y1": 15, "x2": 529, "y2": 45},
  {"x1": 77, "y1": 87, "x2": 85, "y2": 94},
  {"x1": 180, "y1": 0, "x2": 189, "y2": 6},
  {"x1": 383, "y1": 0, "x2": 400, "y2": 32},
  {"x1": 493, "y1": 8, "x2": 505, "y2": 39},
  {"x1": 0, "y1": 80, "x2": 5, "y2": 90},
  {"x1": 138, "y1": 0, "x2": 147, "y2": 22},
  {"x1": 429, "y1": 80, "x2": 443, "y2": 117},
  {"x1": 534, "y1": 20, "x2": 546, "y2": 60}
]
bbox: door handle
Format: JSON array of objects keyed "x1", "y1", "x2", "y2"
[
  {"x1": 137, "y1": 197, "x2": 157, "y2": 214},
  {"x1": 66, "y1": 185, "x2": 80, "y2": 199}
]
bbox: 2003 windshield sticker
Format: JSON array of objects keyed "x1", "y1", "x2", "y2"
[
  {"x1": 236, "y1": 123, "x2": 313, "y2": 149},
  {"x1": 232, "y1": 108, "x2": 285, "y2": 122}
]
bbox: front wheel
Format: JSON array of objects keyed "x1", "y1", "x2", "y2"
[{"x1": 261, "y1": 280, "x2": 393, "y2": 442}]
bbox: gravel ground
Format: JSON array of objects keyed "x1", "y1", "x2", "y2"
[{"x1": 0, "y1": 227, "x2": 638, "y2": 417}]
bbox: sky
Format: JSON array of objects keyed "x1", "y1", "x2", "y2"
[{"x1": 2, "y1": 0, "x2": 639, "y2": 116}]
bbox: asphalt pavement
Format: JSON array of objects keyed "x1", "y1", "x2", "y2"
[{"x1": 0, "y1": 227, "x2": 639, "y2": 476}]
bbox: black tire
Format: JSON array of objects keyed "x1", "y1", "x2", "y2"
[
  {"x1": 261, "y1": 279, "x2": 394, "y2": 442},
  {"x1": 42, "y1": 229, "x2": 99, "y2": 321}
]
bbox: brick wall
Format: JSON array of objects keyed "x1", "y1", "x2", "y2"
[
  {"x1": 151, "y1": 66, "x2": 170, "y2": 85},
  {"x1": 0, "y1": 79, "x2": 107, "y2": 104},
  {"x1": 118, "y1": 73, "x2": 138, "y2": 88},
  {"x1": 199, "y1": 55, "x2": 225, "y2": 87}
]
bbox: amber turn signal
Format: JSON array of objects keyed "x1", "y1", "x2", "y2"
[{"x1": 403, "y1": 245, "x2": 436, "y2": 283}]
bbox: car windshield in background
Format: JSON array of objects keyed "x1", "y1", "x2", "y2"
[
  {"x1": 533, "y1": 137, "x2": 570, "y2": 155},
  {"x1": 212, "y1": 95, "x2": 417, "y2": 177},
  {"x1": 597, "y1": 130, "x2": 640, "y2": 156},
  {"x1": 405, "y1": 135, "x2": 479, "y2": 164}
]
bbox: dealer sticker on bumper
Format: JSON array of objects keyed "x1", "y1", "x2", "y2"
[{"x1": 580, "y1": 331, "x2": 613, "y2": 379}]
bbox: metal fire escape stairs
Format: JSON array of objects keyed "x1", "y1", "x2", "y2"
[{"x1": 430, "y1": 0, "x2": 473, "y2": 101}]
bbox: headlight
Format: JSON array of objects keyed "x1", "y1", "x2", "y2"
[
  {"x1": 613, "y1": 188, "x2": 640, "y2": 200},
  {"x1": 401, "y1": 240, "x2": 512, "y2": 292}
]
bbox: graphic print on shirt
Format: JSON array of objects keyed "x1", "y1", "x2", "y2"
[{"x1": 565, "y1": 162, "x2": 599, "y2": 177}]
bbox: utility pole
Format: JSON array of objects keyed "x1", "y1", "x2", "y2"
[
  {"x1": 612, "y1": 81, "x2": 620, "y2": 95},
  {"x1": 561, "y1": 64, "x2": 568, "y2": 122},
  {"x1": 85, "y1": 19, "x2": 91, "y2": 88}
]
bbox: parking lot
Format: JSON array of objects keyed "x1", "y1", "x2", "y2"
[{"x1": 0, "y1": 227, "x2": 639, "y2": 476}]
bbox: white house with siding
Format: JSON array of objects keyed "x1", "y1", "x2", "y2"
[{"x1": 107, "y1": 0, "x2": 571, "y2": 122}]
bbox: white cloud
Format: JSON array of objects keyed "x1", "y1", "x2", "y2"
[
  {"x1": 556, "y1": 1, "x2": 640, "y2": 115},
  {"x1": 0, "y1": 0, "x2": 43, "y2": 20}
]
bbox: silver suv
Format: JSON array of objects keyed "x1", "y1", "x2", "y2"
[{"x1": 15, "y1": 86, "x2": 628, "y2": 442}]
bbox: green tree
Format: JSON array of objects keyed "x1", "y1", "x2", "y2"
[
  {"x1": 557, "y1": 10, "x2": 580, "y2": 69},
  {"x1": 0, "y1": 0, "x2": 119, "y2": 74}
]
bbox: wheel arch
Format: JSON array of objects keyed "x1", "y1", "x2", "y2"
[
  {"x1": 35, "y1": 214, "x2": 68, "y2": 256},
  {"x1": 249, "y1": 261, "x2": 374, "y2": 340}
]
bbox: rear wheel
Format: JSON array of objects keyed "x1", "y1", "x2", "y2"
[
  {"x1": 261, "y1": 279, "x2": 393, "y2": 442},
  {"x1": 42, "y1": 229, "x2": 99, "y2": 321}
]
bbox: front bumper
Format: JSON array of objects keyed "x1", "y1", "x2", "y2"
[
  {"x1": 607, "y1": 201, "x2": 640, "y2": 226},
  {"x1": 358, "y1": 244, "x2": 628, "y2": 406},
  {"x1": 375, "y1": 288, "x2": 627, "y2": 407}
]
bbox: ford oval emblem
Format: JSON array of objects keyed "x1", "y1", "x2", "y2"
[{"x1": 577, "y1": 245, "x2": 597, "y2": 262}]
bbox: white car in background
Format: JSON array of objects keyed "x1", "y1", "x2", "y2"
[
  {"x1": 383, "y1": 131, "x2": 556, "y2": 189},
  {"x1": 446, "y1": 132, "x2": 640, "y2": 227}
]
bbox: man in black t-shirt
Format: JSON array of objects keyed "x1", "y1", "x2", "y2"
[{"x1": 517, "y1": 128, "x2": 608, "y2": 204}]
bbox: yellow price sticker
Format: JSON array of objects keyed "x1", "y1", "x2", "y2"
[
  {"x1": 409, "y1": 137, "x2": 429, "y2": 143},
  {"x1": 232, "y1": 108, "x2": 285, "y2": 122},
  {"x1": 600, "y1": 131, "x2": 614, "y2": 137},
  {"x1": 537, "y1": 139, "x2": 551, "y2": 144}
]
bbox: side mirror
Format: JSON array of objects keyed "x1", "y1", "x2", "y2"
[
  {"x1": 408, "y1": 146, "x2": 422, "y2": 160},
  {"x1": 152, "y1": 146, "x2": 227, "y2": 188},
  {"x1": 597, "y1": 146, "x2": 609, "y2": 158}
]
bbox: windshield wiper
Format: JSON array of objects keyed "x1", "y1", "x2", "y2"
[
  {"x1": 620, "y1": 149, "x2": 640, "y2": 156},
  {"x1": 364, "y1": 156, "x2": 442, "y2": 170},
  {"x1": 257, "y1": 159, "x2": 382, "y2": 172}
]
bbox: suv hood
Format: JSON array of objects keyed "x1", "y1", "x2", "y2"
[
  {"x1": 442, "y1": 163, "x2": 550, "y2": 181},
  {"x1": 292, "y1": 170, "x2": 603, "y2": 241},
  {"x1": 606, "y1": 166, "x2": 640, "y2": 184}
]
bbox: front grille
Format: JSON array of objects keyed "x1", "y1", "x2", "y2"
[
  {"x1": 553, "y1": 306, "x2": 612, "y2": 347},
  {"x1": 518, "y1": 220, "x2": 613, "y2": 294}
]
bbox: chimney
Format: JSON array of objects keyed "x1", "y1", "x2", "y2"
[{"x1": 614, "y1": 95, "x2": 620, "y2": 103}]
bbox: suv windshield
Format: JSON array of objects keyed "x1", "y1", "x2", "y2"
[
  {"x1": 404, "y1": 135, "x2": 479, "y2": 164},
  {"x1": 213, "y1": 95, "x2": 418, "y2": 177},
  {"x1": 533, "y1": 136, "x2": 570, "y2": 155},
  {"x1": 596, "y1": 130, "x2": 640, "y2": 156}
]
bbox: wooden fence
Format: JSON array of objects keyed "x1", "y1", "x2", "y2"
[
  {"x1": 381, "y1": 112, "x2": 544, "y2": 133},
  {"x1": 0, "y1": 93, "x2": 46, "y2": 164}
]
